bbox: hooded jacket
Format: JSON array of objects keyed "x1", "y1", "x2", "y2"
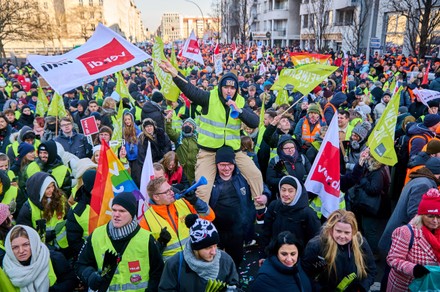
[
  {"x1": 141, "y1": 101, "x2": 165, "y2": 130},
  {"x1": 259, "y1": 176, "x2": 321, "y2": 258},
  {"x1": 407, "y1": 123, "x2": 435, "y2": 158}
]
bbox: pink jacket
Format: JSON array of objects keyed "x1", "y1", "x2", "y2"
[{"x1": 387, "y1": 223, "x2": 439, "y2": 291}]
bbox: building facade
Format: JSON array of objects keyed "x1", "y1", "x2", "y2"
[{"x1": 4, "y1": 0, "x2": 146, "y2": 56}]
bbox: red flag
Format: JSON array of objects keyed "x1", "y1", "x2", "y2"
[
  {"x1": 422, "y1": 61, "x2": 431, "y2": 85},
  {"x1": 182, "y1": 30, "x2": 204, "y2": 65},
  {"x1": 305, "y1": 114, "x2": 340, "y2": 218},
  {"x1": 341, "y1": 59, "x2": 348, "y2": 92},
  {"x1": 214, "y1": 43, "x2": 220, "y2": 55}
]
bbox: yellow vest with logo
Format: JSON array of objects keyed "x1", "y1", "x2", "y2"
[
  {"x1": 29, "y1": 200, "x2": 68, "y2": 249},
  {"x1": 71, "y1": 203, "x2": 90, "y2": 240},
  {"x1": 0, "y1": 186, "x2": 18, "y2": 205},
  {"x1": 198, "y1": 91, "x2": 245, "y2": 150},
  {"x1": 92, "y1": 225, "x2": 151, "y2": 291},
  {"x1": 143, "y1": 200, "x2": 191, "y2": 261}
]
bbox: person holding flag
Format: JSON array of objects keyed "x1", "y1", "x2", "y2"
[
  {"x1": 75, "y1": 192, "x2": 164, "y2": 291},
  {"x1": 158, "y1": 59, "x2": 264, "y2": 212}
]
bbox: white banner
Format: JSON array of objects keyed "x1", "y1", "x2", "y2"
[
  {"x1": 413, "y1": 88, "x2": 440, "y2": 107},
  {"x1": 213, "y1": 43, "x2": 222, "y2": 75},
  {"x1": 182, "y1": 30, "x2": 204, "y2": 66},
  {"x1": 27, "y1": 23, "x2": 151, "y2": 94}
]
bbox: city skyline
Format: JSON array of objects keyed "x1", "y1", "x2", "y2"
[{"x1": 134, "y1": 0, "x2": 213, "y2": 31}]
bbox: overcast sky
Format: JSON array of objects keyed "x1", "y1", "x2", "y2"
[{"x1": 134, "y1": 0, "x2": 213, "y2": 31}]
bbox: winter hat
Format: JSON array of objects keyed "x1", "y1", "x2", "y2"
[
  {"x1": 382, "y1": 91, "x2": 392, "y2": 98},
  {"x1": 418, "y1": 188, "x2": 440, "y2": 216},
  {"x1": 142, "y1": 118, "x2": 156, "y2": 128},
  {"x1": 426, "y1": 140, "x2": 440, "y2": 155},
  {"x1": 151, "y1": 91, "x2": 164, "y2": 103},
  {"x1": 424, "y1": 114, "x2": 440, "y2": 128},
  {"x1": 323, "y1": 89, "x2": 333, "y2": 99},
  {"x1": 307, "y1": 104, "x2": 321, "y2": 115},
  {"x1": 279, "y1": 175, "x2": 298, "y2": 189},
  {"x1": 112, "y1": 192, "x2": 138, "y2": 219},
  {"x1": 398, "y1": 106, "x2": 408, "y2": 114},
  {"x1": 0, "y1": 203, "x2": 10, "y2": 225},
  {"x1": 78, "y1": 100, "x2": 88, "y2": 110},
  {"x1": 38, "y1": 140, "x2": 58, "y2": 165},
  {"x1": 352, "y1": 122, "x2": 372, "y2": 142},
  {"x1": 355, "y1": 87, "x2": 364, "y2": 96},
  {"x1": 82, "y1": 169, "x2": 96, "y2": 193},
  {"x1": 313, "y1": 86, "x2": 322, "y2": 95},
  {"x1": 253, "y1": 75, "x2": 262, "y2": 83},
  {"x1": 215, "y1": 146, "x2": 236, "y2": 164},
  {"x1": 426, "y1": 157, "x2": 440, "y2": 175},
  {"x1": 220, "y1": 76, "x2": 238, "y2": 91},
  {"x1": 19, "y1": 126, "x2": 35, "y2": 141},
  {"x1": 185, "y1": 214, "x2": 220, "y2": 250},
  {"x1": 92, "y1": 145, "x2": 101, "y2": 155},
  {"x1": 90, "y1": 112, "x2": 102, "y2": 121},
  {"x1": 18, "y1": 142, "x2": 35, "y2": 158},
  {"x1": 69, "y1": 100, "x2": 79, "y2": 108},
  {"x1": 183, "y1": 118, "x2": 197, "y2": 130}
]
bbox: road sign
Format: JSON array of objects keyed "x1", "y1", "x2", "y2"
[{"x1": 370, "y1": 37, "x2": 381, "y2": 49}]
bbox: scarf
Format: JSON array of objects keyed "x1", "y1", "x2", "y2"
[
  {"x1": 421, "y1": 225, "x2": 440, "y2": 262},
  {"x1": 3, "y1": 225, "x2": 50, "y2": 292},
  {"x1": 108, "y1": 218, "x2": 138, "y2": 240},
  {"x1": 183, "y1": 241, "x2": 221, "y2": 281}
]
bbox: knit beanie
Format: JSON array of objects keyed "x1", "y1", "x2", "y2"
[
  {"x1": 426, "y1": 157, "x2": 440, "y2": 175},
  {"x1": 426, "y1": 140, "x2": 440, "y2": 155},
  {"x1": 307, "y1": 104, "x2": 320, "y2": 115},
  {"x1": 0, "y1": 203, "x2": 10, "y2": 225},
  {"x1": 220, "y1": 75, "x2": 238, "y2": 91},
  {"x1": 424, "y1": 114, "x2": 440, "y2": 128},
  {"x1": 215, "y1": 146, "x2": 236, "y2": 164},
  {"x1": 418, "y1": 188, "x2": 440, "y2": 215},
  {"x1": 142, "y1": 118, "x2": 156, "y2": 128},
  {"x1": 151, "y1": 91, "x2": 164, "y2": 103},
  {"x1": 18, "y1": 142, "x2": 35, "y2": 158},
  {"x1": 112, "y1": 192, "x2": 138, "y2": 219},
  {"x1": 352, "y1": 122, "x2": 372, "y2": 143},
  {"x1": 279, "y1": 175, "x2": 297, "y2": 189},
  {"x1": 38, "y1": 140, "x2": 58, "y2": 165},
  {"x1": 185, "y1": 214, "x2": 219, "y2": 250},
  {"x1": 313, "y1": 86, "x2": 322, "y2": 94},
  {"x1": 82, "y1": 169, "x2": 96, "y2": 194}
]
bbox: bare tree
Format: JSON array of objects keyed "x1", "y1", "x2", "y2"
[
  {"x1": 388, "y1": 0, "x2": 440, "y2": 58},
  {"x1": 343, "y1": 0, "x2": 370, "y2": 54},
  {"x1": 209, "y1": 0, "x2": 223, "y2": 41},
  {"x1": 238, "y1": 0, "x2": 251, "y2": 44},
  {"x1": 0, "y1": 1, "x2": 50, "y2": 58},
  {"x1": 306, "y1": 0, "x2": 333, "y2": 51},
  {"x1": 68, "y1": 5, "x2": 103, "y2": 41}
]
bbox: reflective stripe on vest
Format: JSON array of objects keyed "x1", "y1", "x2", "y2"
[
  {"x1": 301, "y1": 118, "x2": 321, "y2": 143},
  {"x1": 72, "y1": 203, "x2": 90, "y2": 240},
  {"x1": 0, "y1": 186, "x2": 18, "y2": 205},
  {"x1": 29, "y1": 200, "x2": 68, "y2": 248},
  {"x1": 26, "y1": 163, "x2": 69, "y2": 188},
  {"x1": 197, "y1": 90, "x2": 245, "y2": 150},
  {"x1": 92, "y1": 225, "x2": 151, "y2": 292},
  {"x1": 254, "y1": 125, "x2": 266, "y2": 153},
  {"x1": 142, "y1": 200, "x2": 191, "y2": 260}
]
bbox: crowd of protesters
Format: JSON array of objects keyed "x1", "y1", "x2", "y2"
[{"x1": 0, "y1": 42, "x2": 439, "y2": 292}]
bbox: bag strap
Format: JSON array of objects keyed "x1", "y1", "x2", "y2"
[
  {"x1": 406, "y1": 224, "x2": 414, "y2": 250},
  {"x1": 177, "y1": 251, "x2": 183, "y2": 291}
]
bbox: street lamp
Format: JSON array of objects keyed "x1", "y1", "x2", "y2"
[{"x1": 184, "y1": 0, "x2": 205, "y2": 37}]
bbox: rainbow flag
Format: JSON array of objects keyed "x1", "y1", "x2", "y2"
[{"x1": 89, "y1": 141, "x2": 141, "y2": 233}]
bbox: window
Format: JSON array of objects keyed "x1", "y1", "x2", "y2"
[
  {"x1": 302, "y1": 15, "x2": 309, "y2": 28},
  {"x1": 79, "y1": 0, "x2": 83, "y2": 6},
  {"x1": 90, "y1": 11, "x2": 94, "y2": 19}
]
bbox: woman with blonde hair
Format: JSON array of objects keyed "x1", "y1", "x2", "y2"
[
  {"x1": 302, "y1": 209, "x2": 376, "y2": 291},
  {"x1": 161, "y1": 151, "x2": 189, "y2": 191}
]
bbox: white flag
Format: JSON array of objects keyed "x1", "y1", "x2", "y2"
[
  {"x1": 139, "y1": 141, "x2": 154, "y2": 216},
  {"x1": 256, "y1": 47, "x2": 263, "y2": 60},
  {"x1": 182, "y1": 30, "x2": 204, "y2": 66},
  {"x1": 305, "y1": 114, "x2": 341, "y2": 218},
  {"x1": 412, "y1": 88, "x2": 440, "y2": 107},
  {"x1": 27, "y1": 23, "x2": 151, "y2": 95}
]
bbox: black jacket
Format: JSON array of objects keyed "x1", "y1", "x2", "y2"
[{"x1": 141, "y1": 101, "x2": 165, "y2": 130}]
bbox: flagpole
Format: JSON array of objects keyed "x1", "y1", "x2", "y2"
[
  {"x1": 280, "y1": 95, "x2": 305, "y2": 116},
  {"x1": 153, "y1": 58, "x2": 188, "y2": 84}
]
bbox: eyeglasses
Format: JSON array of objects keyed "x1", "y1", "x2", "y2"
[
  {"x1": 218, "y1": 163, "x2": 234, "y2": 169},
  {"x1": 60, "y1": 123, "x2": 72, "y2": 127},
  {"x1": 156, "y1": 188, "x2": 173, "y2": 196}
]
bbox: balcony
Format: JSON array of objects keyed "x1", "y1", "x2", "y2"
[
  {"x1": 273, "y1": 29, "x2": 287, "y2": 37},
  {"x1": 333, "y1": 0, "x2": 358, "y2": 9}
]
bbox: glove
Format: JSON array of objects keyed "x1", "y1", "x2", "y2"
[
  {"x1": 413, "y1": 264, "x2": 430, "y2": 278},
  {"x1": 183, "y1": 190, "x2": 198, "y2": 205},
  {"x1": 88, "y1": 271, "x2": 105, "y2": 290},
  {"x1": 273, "y1": 160, "x2": 285, "y2": 173},
  {"x1": 45, "y1": 230, "x2": 56, "y2": 242},
  {"x1": 158, "y1": 227, "x2": 172, "y2": 246}
]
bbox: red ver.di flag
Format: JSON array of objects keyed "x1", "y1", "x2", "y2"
[
  {"x1": 27, "y1": 23, "x2": 151, "y2": 94},
  {"x1": 305, "y1": 114, "x2": 340, "y2": 218},
  {"x1": 181, "y1": 30, "x2": 204, "y2": 66}
]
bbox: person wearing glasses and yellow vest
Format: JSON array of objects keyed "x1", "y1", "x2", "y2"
[
  {"x1": 75, "y1": 192, "x2": 164, "y2": 292},
  {"x1": 139, "y1": 177, "x2": 215, "y2": 261},
  {"x1": 16, "y1": 172, "x2": 70, "y2": 257},
  {"x1": 158, "y1": 60, "x2": 265, "y2": 212}
]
